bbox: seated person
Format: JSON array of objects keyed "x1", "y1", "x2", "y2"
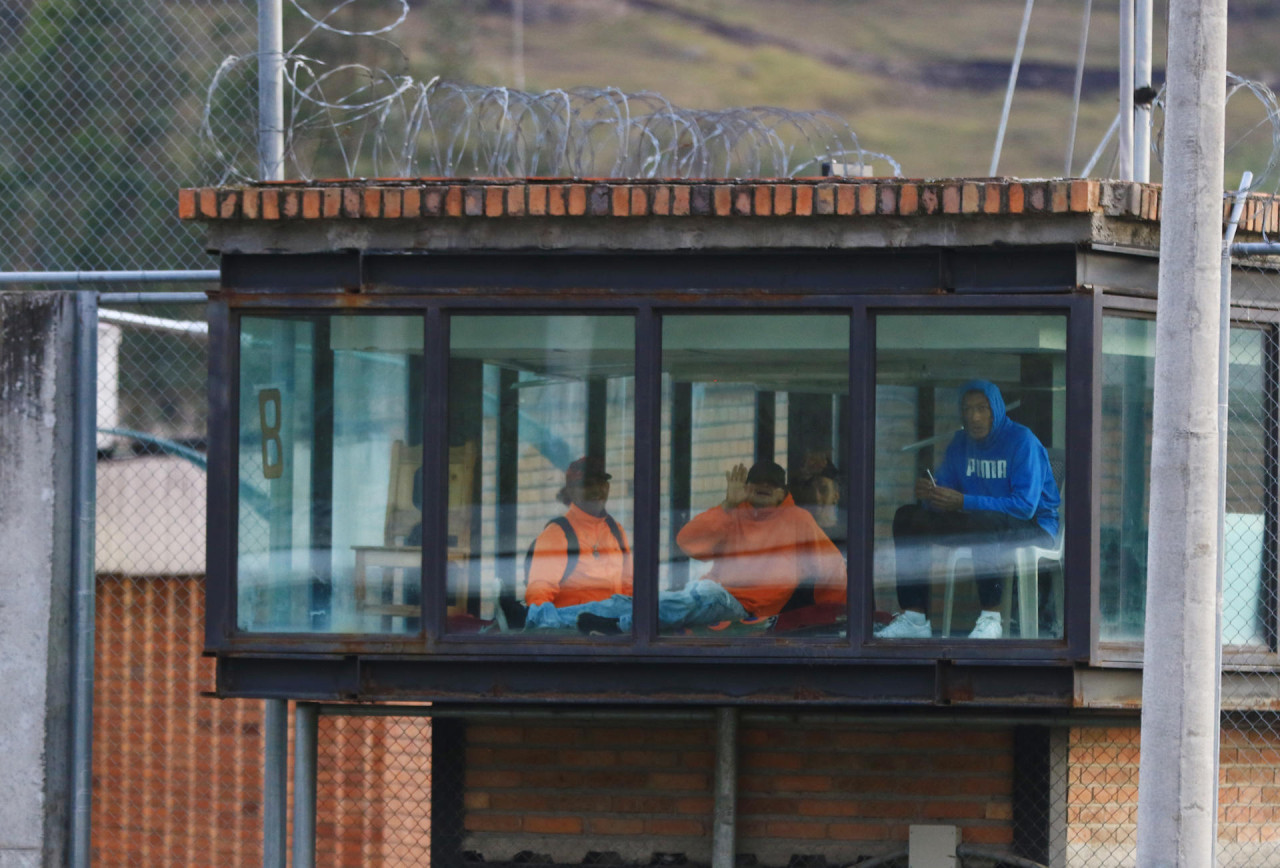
[
  {"x1": 785, "y1": 454, "x2": 845, "y2": 614},
  {"x1": 524, "y1": 456, "x2": 633, "y2": 629},
  {"x1": 790, "y1": 452, "x2": 845, "y2": 552},
  {"x1": 879, "y1": 379, "x2": 1060, "y2": 640},
  {"x1": 654, "y1": 460, "x2": 846, "y2": 631},
  {"x1": 551, "y1": 460, "x2": 846, "y2": 636}
]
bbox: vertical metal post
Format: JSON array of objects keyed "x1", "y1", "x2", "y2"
[
  {"x1": 711, "y1": 708, "x2": 738, "y2": 868},
  {"x1": 258, "y1": 0, "x2": 285, "y2": 180},
  {"x1": 1064, "y1": 0, "x2": 1094, "y2": 176},
  {"x1": 1133, "y1": 0, "x2": 1154, "y2": 181},
  {"x1": 989, "y1": 0, "x2": 1036, "y2": 176},
  {"x1": 512, "y1": 0, "x2": 525, "y2": 91},
  {"x1": 1135, "y1": 0, "x2": 1228, "y2": 862},
  {"x1": 1214, "y1": 174, "x2": 1252, "y2": 867},
  {"x1": 292, "y1": 703, "x2": 319, "y2": 868},
  {"x1": 1118, "y1": 0, "x2": 1135, "y2": 180},
  {"x1": 263, "y1": 700, "x2": 289, "y2": 868},
  {"x1": 69, "y1": 291, "x2": 98, "y2": 868}
]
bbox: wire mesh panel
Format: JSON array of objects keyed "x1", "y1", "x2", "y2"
[
  {"x1": 1219, "y1": 258, "x2": 1280, "y2": 868},
  {"x1": 1, "y1": 0, "x2": 253, "y2": 271},
  {"x1": 93, "y1": 300, "x2": 265, "y2": 868},
  {"x1": 315, "y1": 714, "x2": 435, "y2": 867}
]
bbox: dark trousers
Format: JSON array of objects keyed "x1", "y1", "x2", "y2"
[{"x1": 892, "y1": 504, "x2": 1052, "y2": 613}]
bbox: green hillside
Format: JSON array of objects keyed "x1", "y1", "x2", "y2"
[{"x1": 386, "y1": 0, "x2": 1280, "y2": 182}]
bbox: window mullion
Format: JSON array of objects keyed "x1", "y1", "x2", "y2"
[{"x1": 632, "y1": 306, "x2": 660, "y2": 648}]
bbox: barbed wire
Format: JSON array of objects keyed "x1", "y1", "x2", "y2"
[
  {"x1": 1145, "y1": 72, "x2": 1280, "y2": 195},
  {"x1": 201, "y1": 0, "x2": 900, "y2": 182}
]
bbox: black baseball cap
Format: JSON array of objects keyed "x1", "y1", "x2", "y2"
[
  {"x1": 745, "y1": 461, "x2": 786, "y2": 489},
  {"x1": 565, "y1": 455, "x2": 611, "y2": 484}
]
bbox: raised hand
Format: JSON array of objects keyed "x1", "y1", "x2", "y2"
[{"x1": 723, "y1": 463, "x2": 749, "y2": 509}]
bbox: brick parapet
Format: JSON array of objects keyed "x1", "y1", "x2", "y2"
[{"x1": 178, "y1": 177, "x2": 1280, "y2": 237}]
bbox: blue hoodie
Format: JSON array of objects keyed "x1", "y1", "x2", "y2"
[{"x1": 934, "y1": 380, "x2": 1060, "y2": 538}]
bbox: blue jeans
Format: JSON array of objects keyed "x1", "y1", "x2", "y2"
[{"x1": 525, "y1": 580, "x2": 748, "y2": 631}]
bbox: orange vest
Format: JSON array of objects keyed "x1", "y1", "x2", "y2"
[{"x1": 525, "y1": 504, "x2": 634, "y2": 608}]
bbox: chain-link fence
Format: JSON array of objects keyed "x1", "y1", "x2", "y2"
[
  {"x1": 92, "y1": 299, "x2": 262, "y2": 867},
  {"x1": 1217, "y1": 257, "x2": 1280, "y2": 868},
  {"x1": 2, "y1": 0, "x2": 254, "y2": 273},
  {"x1": 93, "y1": 284, "x2": 1280, "y2": 867}
]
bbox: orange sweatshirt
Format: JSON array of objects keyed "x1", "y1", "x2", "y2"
[
  {"x1": 675, "y1": 494, "x2": 846, "y2": 618},
  {"x1": 525, "y1": 504, "x2": 633, "y2": 608}
]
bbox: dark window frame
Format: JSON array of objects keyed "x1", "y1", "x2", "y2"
[
  {"x1": 1093, "y1": 297, "x2": 1280, "y2": 669},
  {"x1": 205, "y1": 249, "x2": 1094, "y2": 671}
]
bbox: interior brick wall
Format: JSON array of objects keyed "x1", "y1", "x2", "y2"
[{"x1": 462, "y1": 718, "x2": 1015, "y2": 865}]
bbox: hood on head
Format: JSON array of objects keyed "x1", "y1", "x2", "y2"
[{"x1": 958, "y1": 379, "x2": 1008, "y2": 441}]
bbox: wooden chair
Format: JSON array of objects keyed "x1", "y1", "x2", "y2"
[
  {"x1": 353, "y1": 440, "x2": 478, "y2": 619},
  {"x1": 353, "y1": 440, "x2": 423, "y2": 618}
]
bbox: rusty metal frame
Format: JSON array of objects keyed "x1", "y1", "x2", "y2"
[{"x1": 207, "y1": 246, "x2": 1098, "y2": 702}]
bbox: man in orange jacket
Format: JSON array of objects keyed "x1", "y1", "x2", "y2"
[
  {"x1": 569, "y1": 460, "x2": 847, "y2": 635},
  {"x1": 524, "y1": 456, "x2": 633, "y2": 629},
  {"x1": 666, "y1": 460, "x2": 847, "y2": 629}
]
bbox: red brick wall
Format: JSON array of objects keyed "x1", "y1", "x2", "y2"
[
  {"x1": 93, "y1": 574, "x2": 264, "y2": 868},
  {"x1": 463, "y1": 719, "x2": 1015, "y2": 864},
  {"x1": 1066, "y1": 726, "x2": 1139, "y2": 858},
  {"x1": 92, "y1": 575, "x2": 435, "y2": 868},
  {"x1": 92, "y1": 575, "x2": 1280, "y2": 866}
]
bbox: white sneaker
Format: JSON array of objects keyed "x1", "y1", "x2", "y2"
[
  {"x1": 876, "y1": 610, "x2": 931, "y2": 639},
  {"x1": 969, "y1": 610, "x2": 1003, "y2": 639}
]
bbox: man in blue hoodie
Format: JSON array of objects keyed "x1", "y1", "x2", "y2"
[{"x1": 879, "y1": 380, "x2": 1060, "y2": 639}]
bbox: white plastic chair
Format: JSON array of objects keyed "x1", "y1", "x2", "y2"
[{"x1": 940, "y1": 450, "x2": 1065, "y2": 638}]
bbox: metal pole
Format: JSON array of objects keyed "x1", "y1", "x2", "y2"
[
  {"x1": 258, "y1": 0, "x2": 285, "y2": 180},
  {"x1": 292, "y1": 703, "x2": 319, "y2": 868},
  {"x1": 1229, "y1": 242, "x2": 1280, "y2": 256},
  {"x1": 1215, "y1": 173, "x2": 1251, "y2": 868},
  {"x1": 989, "y1": 0, "x2": 1036, "y2": 176},
  {"x1": 1135, "y1": 0, "x2": 1228, "y2": 861},
  {"x1": 69, "y1": 291, "x2": 98, "y2": 868},
  {"x1": 98, "y1": 292, "x2": 213, "y2": 304},
  {"x1": 263, "y1": 700, "x2": 289, "y2": 868},
  {"x1": 711, "y1": 707, "x2": 738, "y2": 868},
  {"x1": 1118, "y1": 0, "x2": 1135, "y2": 180},
  {"x1": 0, "y1": 271, "x2": 219, "y2": 285},
  {"x1": 512, "y1": 0, "x2": 525, "y2": 91},
  {"x1": 1134, "y1": 0, "x2": 1154, "y2": 181},
  {"x1": 1065, "y1": 0, "x2": 1094, "y2": 176}
]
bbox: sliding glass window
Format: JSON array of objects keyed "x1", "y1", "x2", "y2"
[
  {"x1": 1099, "y1": 316, "x2": 1274, "y2": 653},
  {"x1": 873, "y1": 313, "x2": 1067, "y2": 642},
  {"x1": 658, "y1": 314, "x2": 851, "y2": 639},
  {"x1": 447, "y1": 315, "x2": 635, "y2": 637},
  {"x1": 237, "y1": 315, "x2": 424, "y2": 634}
]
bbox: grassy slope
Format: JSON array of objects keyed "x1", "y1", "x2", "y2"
[{"x1": 393, "y1": 0, "x2": 1280, "y2": 182}]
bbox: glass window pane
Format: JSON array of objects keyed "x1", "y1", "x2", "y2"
[
  {"x1": 1223, "y1": 327, "x2": 1270, "y2": 651},
  {"x1": 237, "y1": 315, "x2": 424, "y2": 634},
  {"x1": 1098, "y1": 316, "x2": 1155, "y2": 643},
  {"x1": 448, "y1": 315, "x2": 635, "y2": 637},
  {"x1": 659, "y1": 314, "x2": 850, "y2": 639},
  {"x1": 1101, "y1": 318, "x2": 1273, "y2": 650},
  {"x1": 874, "y1": 314, "x2": 1066, "y2": 641}
]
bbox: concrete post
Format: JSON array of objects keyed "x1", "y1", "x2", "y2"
[
  {"x1": 1135, "y1": 0, "x2": 1228, "y2": 863},
  {"x1": 0, "y1": 291, "x2": 80, "y2": 866}
]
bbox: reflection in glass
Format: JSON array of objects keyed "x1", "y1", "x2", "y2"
[
  {"x1": 658, "y1": 315, "x2": 850, "y2": 638},
  {"x1": 448, "y1": 315, "x2": 634, "y2": 637},
  {"x1": 1099, "y1": 318, "x2": 1271, "y2": 648},
  {"x1": 873, "y1": 314, "x2": 1066, "y2": 640},
  {"x1": 237, "y1": 315, "x2": 424, "y2": 634}
]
